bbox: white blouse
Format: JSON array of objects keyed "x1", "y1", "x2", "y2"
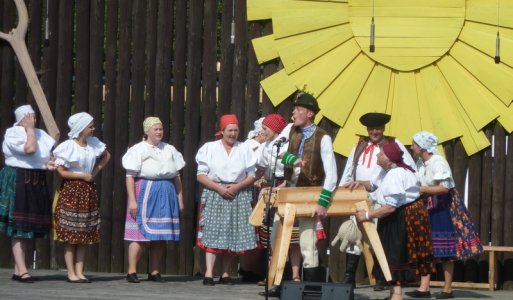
[
  {"x1": 369, "y1": 167, "x2": 420, "y2": 208},
  {"x1": 196, "y1": 140, "x2": 257, "y2": 183},
  {"x1": 416, "y1": 154, "x2": 455, "y2": 188},
  {"x1": 244, "y1": 138, "x2": 261, "y2": 152},
  {"x1": 256, "y1": 138, "x2": 288, "y2": 180},
  {"x1": 2, "y1": 126, "x2": 56, "y2": 169},
  {"x1": 122, "y1": 141, "x2": 185, "y2": 179},
  {"x1": 53, "y1": 137, "x2": 106, "y2": 174}
]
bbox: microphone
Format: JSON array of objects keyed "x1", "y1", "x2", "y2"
[{"x1": 273, "y1": 137, "x2": 288, "y2": 146}]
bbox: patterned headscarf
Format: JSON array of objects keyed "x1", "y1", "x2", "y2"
[
  {"x1": 67, "y1": 112, "x2": 94, "y2": 139},
  {"x1": 413, "y1": 131, "x2": 439, "y2": 154},
  {"x1": 263, "y1": 114, "x2": 288, "y2": 134},
  {"x1": 247, "y1": 117, "x2": 264, "y2": 139},
  {"x1": 143, "y1": 117, "x2": 162, "y2": 133}
]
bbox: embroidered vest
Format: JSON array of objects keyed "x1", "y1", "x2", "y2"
[
  {"x1": 284, "y1": 126, "x2": 327, "y2": 187},
  {"x1": 351, "y1": 136, "x2": 395, "y2": 180}
]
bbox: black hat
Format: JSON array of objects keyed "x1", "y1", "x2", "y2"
[
  {"x1": 359, "y1": 112, "x2": 391, "y2": 127},
  {"x1": 294, "y1": 93, "x2": 320, "y2": 114}
]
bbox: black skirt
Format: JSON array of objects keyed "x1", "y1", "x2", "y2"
[{"x1": 13, "y1": 168, "x2": 52, "y2": 236}]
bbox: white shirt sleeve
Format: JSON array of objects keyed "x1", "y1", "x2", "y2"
[
  {"x1": 339, "y1": 145, "x2": 356, "y2": 185},
  {"x1": 320, "y1": 135, "x2": 337, "y2": 192}
]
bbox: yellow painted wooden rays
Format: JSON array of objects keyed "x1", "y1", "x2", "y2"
[{"x1": 248, "y1": 0, "x2": 513, "y2": 156}]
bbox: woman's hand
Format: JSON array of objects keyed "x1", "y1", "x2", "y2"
[
  {"x1": 294, "y1": 158, "x2": 306, "y2": 168},
  {"x1": 129, "y1": 199, "x2": 137, "y2": 218},
  {"x1": 47, "y1": 159, "x2": 56, "y2": 171},
  {"x1": 83, "y1": 173, "x2": 94, "y2": 182},
  {"x1": 178, "y1": 194, "x2": 184, "y2": 214},
  {"x1": 354, "y1": 210, "x2": 369, "y2": 222},
  {"x1": 19, "y1": 114, "x2": 36, "y2": 129},
  {"x1": 217, "y1": 184, "x2": 236, "y2": 200}
]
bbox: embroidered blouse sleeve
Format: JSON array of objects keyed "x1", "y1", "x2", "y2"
[
  {"x1": 53, "y1": 140, "x2": 78, "y2": 168},
  {"x1": 87, "y1": 136, "x2": 107, "y2": 157},
  {"x1": 168, "y1": 145, "x2": 186, "y2": 174},
  {"x1": 122, "y1": 143, "x2": 144, "y2": 177},
  {"x1": 3, "y1": 127, "x2": 28, "y2": 155},
  {"x1": 430, "y1": 156, "x2": 454, "y2": 189},
  {"x1": 195, "y1": 143, "x2": 211, "y2": 176}
]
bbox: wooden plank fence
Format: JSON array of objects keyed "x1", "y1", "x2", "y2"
[{"x1": 0, "y1": 0, "x2": 512, "y2": 288}]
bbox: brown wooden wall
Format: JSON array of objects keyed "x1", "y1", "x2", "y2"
[{"x1": 1, "y1": 0, "x2": 512, "y2": 286}]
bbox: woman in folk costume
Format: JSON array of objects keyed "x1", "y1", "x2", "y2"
[
  {"x1": 406, "y1": 131, "x2": 482, "y2": 300},
  {"x1": 255, "y1": 113, "x2": 305, "y2": 284},
  {"x1": 0, "y1": 105, "x2": 56, "y2": 283},
  {"x1": 354, "y1": 142, "x2": 433, "y2": 300},
  {"x1": 53, "y1": 112, "x2": 111, "y2": 283},
  {"x1": 122, "y1": 117, "x2": 185, "y2": 283},
  {"x1": 244, "y1": 117, "x2": 266, "y2": 151},
  {"x1": 196, "y1": 114, "x2": 258, "y2": 286}
]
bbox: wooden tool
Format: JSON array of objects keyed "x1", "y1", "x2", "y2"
[
  {"x1": 249, "y1": 188, "x2": 277, "y2": 226},
  {"x1": 263, "y1": 186, "x2": 392, "y2": 288},
  {"x1": 0, "y1": 0, "x2": 60, "y2": 140}
]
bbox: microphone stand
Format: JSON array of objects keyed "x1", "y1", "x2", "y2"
[{"x1": 263, "y1": 141, "x2": 283, "y2": 300}]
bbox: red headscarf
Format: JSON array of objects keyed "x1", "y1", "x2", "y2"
[
  {"x1": 215, "y1": 114, "x2": 239, "y2": 138},
  {"x1": 263, "y1": 113, "x2": 288, "y2": 134},
  {"x1": 381, "y1": 142, "x2": 415, "y2": 173}
]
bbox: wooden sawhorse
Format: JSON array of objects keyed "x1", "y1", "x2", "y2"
[{"x1": 250, "y1": 186, "x2": 391, "y2": 288}]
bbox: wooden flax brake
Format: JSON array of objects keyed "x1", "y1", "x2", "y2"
[
  {"x1": 251, "y1": 186, "x2": 392, "y2": 288},
  {"x1": 0, "y1": 0, "x2": 60, "y2": 141}
]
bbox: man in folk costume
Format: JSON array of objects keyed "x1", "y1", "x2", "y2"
[
  {"x1": 339, "y1": 112, "x2": 415, "y2": 290},
  {"x1": 261, "y1": 92, "x2": 337, "y2": 297}
]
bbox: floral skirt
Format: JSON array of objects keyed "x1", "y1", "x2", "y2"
[
  {"x1": 197, "y1": 187, "x2": 257, "y2": 254},
  {"x1": 405, "y1": 199, "x2": 435, "y2": 277},
  {"x1": 54, "y1": 180, "x2": 100, "y2": 244},
  {"x1": 449, "y1": 189, "x2": 483, "y2": 260}
]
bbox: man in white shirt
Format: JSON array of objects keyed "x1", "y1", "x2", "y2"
[
  {"x1": 260, "y1": 92, "x2": 337, "y2": 298},
  {"x1": 339, "y1": 112, "x2": 415, "y2": 290}
]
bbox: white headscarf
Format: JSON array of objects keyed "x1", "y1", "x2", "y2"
[
  {"x1": 67, "y1": 112, "x2": 94, "y2": 139},
  {"x1": 247, "y1": 117, "x2": 264, "y2": 139},
  {"x1": 14, "y1": 105, "x2": 35, "y2": 126},
  {"x1": 413, "y1": 131, "x2": 439, "y2": 154}
]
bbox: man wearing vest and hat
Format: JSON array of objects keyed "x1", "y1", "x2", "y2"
[
  {"x1": 339, "y1": 112, "x2": 415, "y2": 290},
  {"x1": 260, "y1": 92, "x2": 337, "y2": 298}
]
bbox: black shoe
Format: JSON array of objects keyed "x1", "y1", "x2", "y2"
[
  {"x1": 126, "y1": 273, "x2": 140, "y2": 283},
  {"x1": 203, "y1": 277, "x2": 215, "y2": 286},
  {"x1": 405, "y1": 290, "x2": 432, "y2": 298},
  {"x1": 148, "y1": 273, "x2": 165, "y2": 282},
  {"x1": 16, "y1": 273, "x2": 34, "y2": 283},
  {"x1": 258, "y1": 285, "x2": 281, "y2": 298},
  {"x1": 435, "y1": 292, "x2": 454, "y2": 299},
  {"x1": 373, "y1": 281, "x2": 387, "y2": 291},
  {"x1": 218, "y1": 276, "x2": 234, "y2": 285}
]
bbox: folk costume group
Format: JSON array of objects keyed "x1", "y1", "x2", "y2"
[{"x1": 0, "y1": 92, "x2": 482, "y2": 300}]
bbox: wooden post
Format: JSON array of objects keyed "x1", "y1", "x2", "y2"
[{"x1": 0, "y1": 0, "x2": 59, "y2": 141}]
